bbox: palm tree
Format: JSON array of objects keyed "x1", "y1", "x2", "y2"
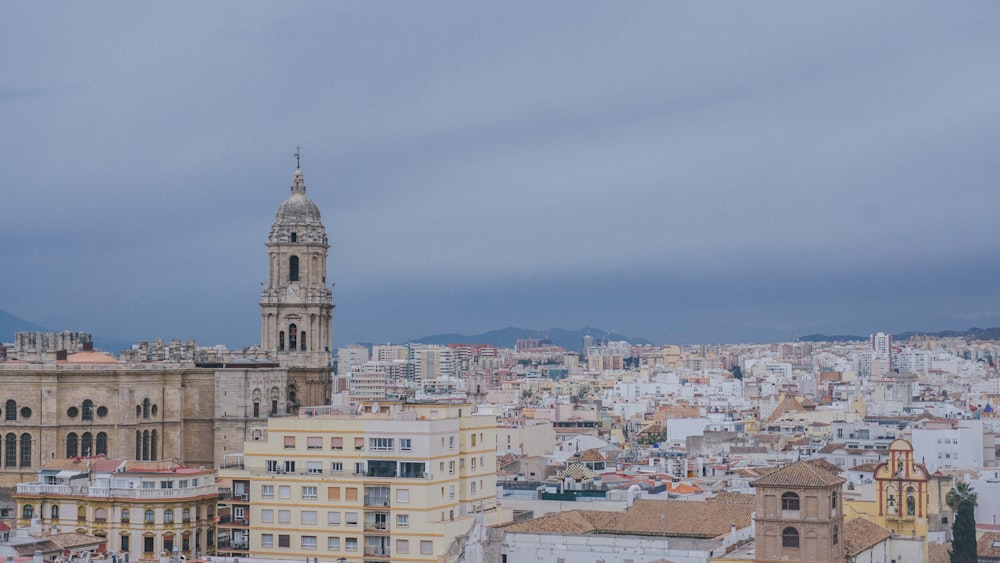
[{"x1": 946, "y1": 482, "x2": 977, "y2": 563}]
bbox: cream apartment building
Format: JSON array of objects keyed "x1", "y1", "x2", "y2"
[{"x1": 219, "y1": 400, "x2": 511, "y2": 562}]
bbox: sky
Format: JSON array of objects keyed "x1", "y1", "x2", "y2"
[{"x1": 2, "y1": 2, "x2": 1000, "y2": 348}]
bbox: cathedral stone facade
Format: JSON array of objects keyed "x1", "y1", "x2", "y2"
[{"x1": 0, "y1": 165, "x2": 334, "y2": 485}]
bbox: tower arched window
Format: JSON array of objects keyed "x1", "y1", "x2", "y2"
[
  {"x1": 781, "y1": 527, "x2": 800, "y2": 548},
  {"x1": 51, "y1": 504, "x2": 60, "y2": 520},
  {"x1": 289, "y1": 256, "x2": 299, "y2": 282},
  {"x1": 289, "y1": 324, "x2": 297, "y2": 350},
  {"x1": 833, "y1": 524, "x2": 839, "y2": 545},
  {"x1": 4, "y1": 433, "x2": 16, "y2": 467},
  {"x1": 142, "y1": 398, "x2": 150, "y2": 419},
  {"x1": 81, "y1": 432, "x2": 93, "y2": 456},
  {"x1": 67, "y1": 433, "x2": 79, "y2": 458},
  {"x1": 5, "y1": 399, "x2": 16, "y2": 421},
  {"x1": 19, "y1": 433, "x2": 31, "y2": 467},
  {"x1": 96, "y1": 432, "x2": 108, "y2": 455},
  {"x1": 279, "y1": 331, "x2": 285, "y2": 351},
  {"x1": 300, "y1": 331, "x2": 306, "y2": 351},
  {"x1": 781, "y1": 492, "x2": 800, "y2": 511},
  {"x1": 142, "y1": 430, "x2": 150, "y2": 461},
  {"x1": 22, "y1": 505, "x2": 34, "y2": 519},
  {"x1": 290, "y1": 232, "x2": 297, "y2": 242},
  {"x1": 150, "y1": 429, "x2": 157, "y2": 460},
  {"x1": 82, "y1": 399, "x2": 94, "y2": 421}
]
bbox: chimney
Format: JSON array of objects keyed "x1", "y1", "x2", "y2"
[
  {"x1": 83, "y1": 341, "x2": 94, "y2": 351},
  {"x1": 56, "y1": 350, "x2": 68, "y2": 361}
]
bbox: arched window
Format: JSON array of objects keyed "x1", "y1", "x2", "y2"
[
  {"x1": 4, "y1": 433, "x2": 16, "y2": 467},
  {"x1": 82, "y1": 399, "x2": 94, "y2": 421},
  {"x1": 832, "y1": 524, "x2": 839, "y2": 545},
  {"x1": 831, "y1": 491, "x2": 838, "y2": 509},
  {"x1": 781, "y1": 492, "x2": 800, "y2": 511},
  {"x1": 142, "y1": 430, "x2": 149, "y2": 461},
  {"x1": 144, "y1": 509, "x2": 155, "y2": 524},
  {"x1": 81, "y1": 432, "x2": 93, "y2": 456},
  {"x1": 51, "y1": 505, "x2": 60, "y2": 520},
  {"x1": 5, "y1": 399, "x2": 16, "y2": 421},
  {"x1": 95, "y1": 508, "x2": 107, "y2": 523},
  {"x1": 289, "y1": 256, "x2": 299, "y2": 281},
  {"x1": 122, "y1": 509, "x2": 130, "y2": 523},
  {"x1": 781, "y1": 527, "x2": 800, "y2": 548},
  {"x1": 135, "y1": 431, "x2": 141, "y2": 460},
  {"x1": 164, "y1": 509, "x2": 174, "y2": 524},
  {"x1": 288, "y1": 324, "x2": 297, "y2": 351},
  {"x1": 136, "y1": 405, "x2": 141, "y2": 418},
  {"x1": 150, "y1": 430, "x2": 157, "y2": 460},
  {"x1": 290, "y1": 232, "x2": 297, "y2": 242},
  {"x1": 300, "y1": 331, "x2": 306, "y2": 351},
  {"x1": 22, "y1": 505, "x2": 34, "y2": 519},
  {"x1": 96, "y1": 432, "x2": 108, "y2": 456},
  {"x1": 19, "y1": 433, "x2": 31, "y2": 467},
  {"x1": 279, "y1": 331, "x2": 285, "y2": 351},
  {"x1": 182, "y1": 508, "x2": 190, "y2": 522},
  {"x1": 67, "y1": 433, "x2": 79, "y2": 458},
  {"x1": 142, "y1": 398, "x2": 150, "y2": 419}
]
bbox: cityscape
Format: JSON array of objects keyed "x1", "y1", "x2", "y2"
[{"x1": 4, "y1": 4, "x2": 1000, "y2": 563}]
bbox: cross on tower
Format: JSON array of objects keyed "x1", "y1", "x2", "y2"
[{"x1": 295, "y1": 145, "x2": 301, "y2": 169}]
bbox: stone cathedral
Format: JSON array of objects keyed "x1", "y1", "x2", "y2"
[{"x1": 0, "y1": 164, "x2": 334, "y2": 485}]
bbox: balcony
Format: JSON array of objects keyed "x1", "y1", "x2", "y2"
[
  {"x1": 363, "y1": 496, "x2": 390, "y2": 508},
  {"x1": 363, "y1": 547, "x2": 390, "y2": 559},
  {"x1": 364, "y1": 521, "x2": 389, "y2": 533}
]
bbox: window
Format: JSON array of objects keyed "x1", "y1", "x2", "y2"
[
  {"x1": 782, "y1": 527, "x2": 800, "y2": 548},
  {"x1": 278, "y1": 510, "x2": 291, "y2": 524},
  {"x1": 327, "y1": 537, "x2": 340, "y2": 551},
  {"x1": 831, "y1": 491, "x2": 838, "y2": 509},
  {"x1": 302, "y1": 486, "x2": 317, "y2": 499},
  {"x1": 19, "y1": 433, "x2": 30, "y2": 467},
  {"x1": 67, "y1": 433, "x2": 78, "y2": 458},
  {"x1": 355, "y1": 462, "x2": 365, "y2": 475},
  {"x1": 307, "y1": 461, "x2": 322, "y2": 474},
  {"x1": 421, "y1": 540, "x2": 433, "y2": 554},
  {"x1": 327, "y1": 512, "x2": 340, "y2": 525},
  {"x1": 449, "y1": 461, "x2": 455, "y2": 474},
  {"x1": 164, "y1": 509, "x2": 174, "y2": 523},
  {"x1": 833, "y1": 525, "x2": 839, "y2": 545},
  {"x1": 471, "y1": 481, "x2": 477, "y2": 494},
  {"x1": 449, "y1": 436, "x2": 455, "y2": 449},
  {"x1": 354, "y1": 437, "x2": 364, "y2": 450},
  {"x1": 345, "y1": 512, "x2": 358, "y2": 526},
  {"x1": 144, "y1": 509, "x2": 155, "y2": 524},
  {"x1": 261, "y1": 510, "x2": 273, "y2": 523},
  {"x1": 449, "y1": 484, "x2": 455, "y2": 499},
  {"x1": 284, "y1": 460, "x2": 295, "y2": 473},
  {"x1": 370, "y1": 437, "x2": 394, "y2": 451},
  {"x1": 345, "y1": 537, "x2": 358, "y2": 552},
  {"x1": 262, "y1": 484, "x2": 274, "y2": 498},
  {"x1": 179, "y1": 480, "x2": 188, "y2": 489},
  {"x1": 289, "y1": 324, "x2": 297, "y2": 350},
  {"x1": 278, "y1": 535, "x2": 290, "y2": 548},
  {"x1": 289, "y1": 256, "x2": 299, "y2": 282},
  {"x1": 266, "y1": 460, "x2": 279, "y2": 472},
  {"x1": 396, "y1": 514, "x2": 409, "y2": 528},
  {"x1": 4, "y1": 433, "x2": 15, "y2": 467},
  {"x1": 471, "y1": 457, "x2": 477, "y2": 470},
  {"x1": 331, "y1": 436, "x2": 343, "y2": 450},
  {"x1": 471, "y1": 434, "x2": 477, "y2": 446},
  {"x1": 261, "y1": 534, "x2": 273, "y2": 548},
  {"x1": 397, "y1": 539, "x2": 409, "y2": 554},
  {"x1": 400, "y1": 438, "x2": 412, "y2": 451},
  {"x1": 301, "y1": 536, "x2": 316, "y2": 550},
  {"x1": 330, "y1": 461, "x2": 343, "y2": 473},
  {"x1": 397, "y1": 489, "x2": 409, "y2": 503},
  {"x1": 160, "y1": 480, "x2": 173, "y2": 489},
  {"x1": 328, "y1": 487, "x2": 341, "y2": 501},
  {"x1": 279, "y1": 486, "x2": 290, "y2": 499},
  {"x1": 121, "y1": 534, "x2": 129, "y2": 552},
  {"x1": 82, "y1": 400, "x2": 94, "y2": 421},
  {"x1": 781, "y1": 492, "x2": 800, "y2": 511},
  {"x1": 307, "y1": 436, "x2": 322, "y2": 449},
  {"x1": 346, "y1": 487, "x2": 358, "y2": 501},
  {"x1": 121, "y1": 509, "x2": 129, "y2": 523},
  {"x1": 283, "y1": 436, "x2": 296, "y2": 449},
  {"x1": 5, "y1": 400, "x2": 15, "y2": 421}
]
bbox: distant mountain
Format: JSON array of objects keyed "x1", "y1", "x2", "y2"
[
  {"x1": 0, "y1": 310, "x2": 50, "y2": 340},
  {"x1": 800, "y1": 327, "x2": 1000, "y2": 343},
  {"x1": 411, "y1": 326, "x2": 652, "y2": 352}
]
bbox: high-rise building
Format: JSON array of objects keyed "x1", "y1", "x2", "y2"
[{"x1": 218, "y1": 401, "x2": 509, "y2": 562}]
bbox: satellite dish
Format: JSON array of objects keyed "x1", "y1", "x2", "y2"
[{"x1": 371, "y1": 402, "x2": 380, "y2": 414}]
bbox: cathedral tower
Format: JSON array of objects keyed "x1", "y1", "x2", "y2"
[{"x1": 260, "y1": 165, "x2": 334, "y2": 370}]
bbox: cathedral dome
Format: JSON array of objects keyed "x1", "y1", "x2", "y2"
[{"x1": 269, "y1": 168, "x2": 328, "y2": 244}]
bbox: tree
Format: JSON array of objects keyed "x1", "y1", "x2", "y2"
[{"x1": 946, "y1": 482, "x2": 977, "y2": 563}]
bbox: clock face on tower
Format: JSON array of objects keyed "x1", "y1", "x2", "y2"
[{"x1": 287, "y1": 283, "x2": 301, "y2": 298}]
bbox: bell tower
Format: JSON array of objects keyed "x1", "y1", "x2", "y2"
[{"x1": 260, "y1": 162, "x2": 334, "y2": 370}]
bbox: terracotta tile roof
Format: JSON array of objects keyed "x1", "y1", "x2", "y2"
[
  {"x1": 977, "y1": 532, "x2": 1000, "y2": 560},
  {"x1": 928, "y1": 542, "x2": 952, "y2": 563},
  {"x1": 40, "y1": 455, "x2": 123, "y2": 473},
  {"x1": 556, "y1": 463, "x2": 596, "y2": 482},
  {"x1": 806, "y1": 458, "x2": 843, "y2": 474},
  {"x1": 503, "y1": 499, "x2": 753, "y2": 539},
  {"x1": 708, "y1": 492, "x2": 756, "y2": 505},
  {"x1": 843, "y1": 517, "x2": 890, "y2": 555},
  {"x1": 849, "y1": 461, "x2": 880, "y2": 472},
  {"x1": 577, "y1": 448, "x2": 607, "y2": 462},
  {"x1": 751, "y1": 460, "x2": 846, "y2": 488}
]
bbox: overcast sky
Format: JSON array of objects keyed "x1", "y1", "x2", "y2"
[{"x1": 3, "y1": 3, "x2": 1000, "y2": 348}]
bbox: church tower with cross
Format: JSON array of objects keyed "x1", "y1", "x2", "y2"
[{"x1": 260, "y1": 153, "x2": 335, "y2": 374}]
